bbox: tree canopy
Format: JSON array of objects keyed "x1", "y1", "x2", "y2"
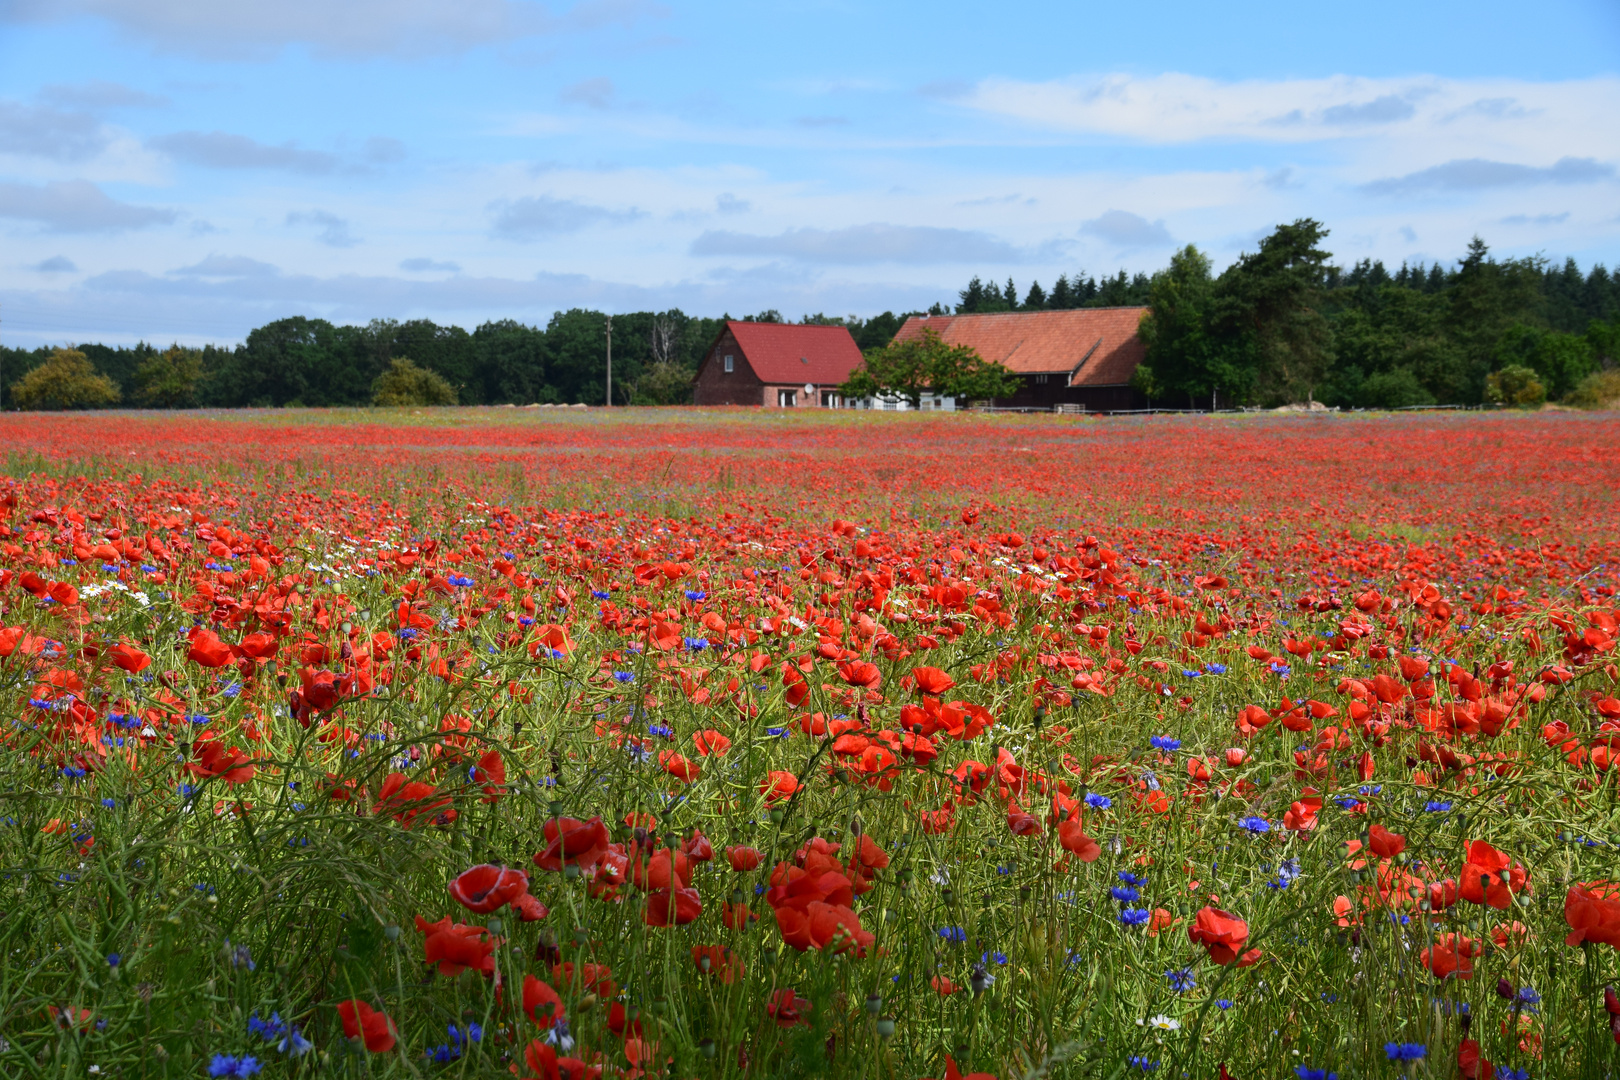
[{"x1": 840, "y1": 328, "x2": 1021, "y2": 408}]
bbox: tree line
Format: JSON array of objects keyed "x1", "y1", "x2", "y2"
[{"x1": 4, "y1": 223, "x2": 1618, "y2": 410}]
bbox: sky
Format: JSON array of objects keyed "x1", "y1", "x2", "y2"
[{"x1": 1, "y1": 0, "x2": 1617, "y2": 348}]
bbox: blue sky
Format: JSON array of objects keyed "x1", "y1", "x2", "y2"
[{"x1": 2, "y1": 0, "x2": 1617, "y2": 347}]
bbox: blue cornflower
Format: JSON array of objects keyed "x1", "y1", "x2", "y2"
[
  {"x1": 1150, "y1": 735, "x2": 1181, "y2": 752},
  {"x1": 1516, "y1": 987, "x2": 1541, "y2": 1005},
  {"x1": 683, "y1": 637, "x2": 709, "y2": 651},
  {"x1": 591, "y1": 590, "x2": 611, "y2": 600},
  {"x1": 1320, "y1": 992, "x2": 1338, "y2": 1003},
  {"x1": 1118, "y1": 871, "x2": 1146, "y2": 886},
  {"x1": 1424, "y1": 801, "x2": 1453, "y2": 813},
  {"x1": 1166, "y1": 967, "x2": 1195, "y2": 992},
  {"x1": 647, "y1": 724, "x2": 674, "y2": 739},
  {"x1": 398, "y1": 628, "x2": 417, "y2": 640},
  {"x1": 1496, "y1": 1070, "x2": 1529, "y2": 1080},
  {"x1": 1181, "y1": 669, "x2": 1202, "y2": 678},
  {"x1": 1119, "y1": 908, "x2": 1151, "y2": 926},
  {"x1": 981, "y1": 951, "x2": 1008, "y2": 965},
  {"x1": 1334, "y1": 796, "x2": 1360, "y2": 810},
  {"x1": 1239, "y1": 816, "x2": 1271, "y2": 834},
  {"x1": 447, "y1": 574, "x2": 475, "y2": 588},
  {"x1": 1215, "y1": 999, "x2": 1233, "y2": 1010},
  {"x1": 1384, "y1": 1043, "x2": 1426, "y2": 1062},
  {"x1": 684, "y1": 590, "x2": 706, "y2": 601},
  {"x1": 1205, "y1": 662, "x2": 1228, "y2": 675},
  {"x1": 107, "y1": 953, "x2": 120, "y2": 967},
  {"x1": 1359, "y1": 784, "x2": 1382, "y2": 796},
  {"x1": 247, "y1": 1012, "x2": 284, "y2": 1040},
  {"x1": 1084, "y1": 792, "x2": 1112, "y2": 810},
  {"x1": 1110, "y1": 886, "x2": 1140, "y2": 903},
  {"x1": 1295, "y1": 1069, "x2": 1337, "y2": 1080},
  {"x1": 207, "y1": 1055, "x2": 263, "y2": 1078},
  {"x1": 937, "y1": 926, "x2": 966, "y2": 943},
  {"x1": 1127, "y1": 1057, "x2": 1158, "y2": 1072},
  {"x1": 764, "y1": 727, "x2": 788, "y2": 738},
  {"x1": 613, "y1": 671, "x2": 635, "y2": 683}
]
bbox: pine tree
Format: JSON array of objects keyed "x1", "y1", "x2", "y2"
[
  {"x1": 1024, "y1": 281, "x2": 1047, "y2": 310},
  {"x1": 1049, "y1": 274, "x2": 1073, "y2": 309}
]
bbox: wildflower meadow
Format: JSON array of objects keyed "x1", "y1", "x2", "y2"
[{"x1": 2, "y1": 406, "x2": 1619, "y2": 1080}]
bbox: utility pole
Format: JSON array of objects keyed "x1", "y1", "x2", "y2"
[{"x1": 604, "y1": 315, "x2": 612, "y2": 408}]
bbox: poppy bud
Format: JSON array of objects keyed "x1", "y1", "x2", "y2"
[
  {"x1": 1496, "y1": 978, "x2": 1516, "y2": 1000},
  {"x1": 1606, "y1": 985, "x2": 1620, "y2": 1016},
  {"x1": 865, "y1": 993, "x2": 882, "y2": 1015},
  {"x1": 875, "y1": 1018, "x2": 895, "y2": 1039}
]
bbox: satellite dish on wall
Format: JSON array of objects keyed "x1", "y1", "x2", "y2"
[{"x1": 804, "y1": 383, "x2": 814, "y2": 396}]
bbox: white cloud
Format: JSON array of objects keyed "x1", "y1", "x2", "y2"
[
  {"x1": 1, "y1": 0, "x2": 666, "y2": 58},
  {"x1": 1079, "y1": 211, "x2": 1175, "y2": 249},
  {"x1": 150, "y1": 131, "x2": 342, "y2": 174},
  {"x1": 38, "y1": 80, "x2": 169, "y2": 110},
  {"x1": 488, "y1": 195, "x2": 645, "y2": 239},
  {"x1": 957, "y1": 72, "x2": 1620, "y2": 156},
  {"x1": 0, "y1": 100, "x2": 112, "y2": 162},
  {"x1": 35, "y1": 255, "x2": 78, "y2": 273},
  {"x1": 690, "y1": 223, "x2": 1032, "y2": 265},
  {"x1": 286, "y1": 210, "x2": 360, "y2": 247},
  {"x1": 0, "y1": 180, "x2": 176, "y2": 232},
  {"x1": 1360, "y1": 156, "x2": 1614, "y2": 196},
  {"x1": 400, "y1": 257, "x2": 461, "y2": 273}
]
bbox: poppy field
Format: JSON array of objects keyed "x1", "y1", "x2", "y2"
[{"x1": 3, "y1": 406, "x2": 1620, "y2": 1080}]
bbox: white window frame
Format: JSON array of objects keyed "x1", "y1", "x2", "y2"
[
  {"x1": 778, "y1": 389, "x2": 797, "y2": 407},
  {"x1": 723, "y1": 355, "x2": 734, "y2": 373}
]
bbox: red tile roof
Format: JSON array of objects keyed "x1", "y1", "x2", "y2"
[
  {"x1": 726, "y1": 321, "x2": 866, "y2": 386},
  {"x1": 893, "y1": 307, "x2": 1148, "y2": 387}
]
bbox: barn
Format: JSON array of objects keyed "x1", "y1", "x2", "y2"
[
  {"x1": 692, "y1": 321, "x2": 865, "y2": 408},
  {"x1": 891, "y1": 307, "x2": 1151, "y2": 411}
]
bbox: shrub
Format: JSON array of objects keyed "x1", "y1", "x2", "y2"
[
  {"x1": 134, "y1": 346, "x2": 204, "y2": 408},
  {"x1": 372, "y1": 357, "x2": 456, "y2": 407},
  {"x1": 1484, "y1": 364, "x2": 1545, "y2": 408},
  {"x1": 1565, "y1": 368, "x2": 1620, "y2": 410},
  {"x1": 1359, "y1": 367, "x2": 1434, "y2": 410},
  {"x1": 9, "y1": 347, "x2": 121, "y2": 410}
]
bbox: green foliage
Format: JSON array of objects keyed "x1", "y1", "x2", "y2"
[
  {"x1": 9, "y1": 347, "x2": 122, "y2": 410},
  {"x1": 1134, "y1": 245, "x2": 1243, "y2": 407},
  {"x1": 1563, "y1": 369, "x2": 1620, "y2": 409},
  {"x1": 1484, "y1": 364, "x2": 1547, "y2": 407},
  {"x1": 372, "y1": 357, "x2": 457, "y2": 406},
  {"x1": 1211, "y1": 218, "x2": 1336, "y2": 406},
  {"x1": 841, "y1": 327, "x2": 1021, "y2": 408},
  {"x1": 134, "y1": 346, "x2": 205, "y2": 408}
]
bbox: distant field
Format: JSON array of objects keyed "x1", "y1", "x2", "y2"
[{"x1": 1, "y1": 408, "x2": 1617, "y2": 1079}]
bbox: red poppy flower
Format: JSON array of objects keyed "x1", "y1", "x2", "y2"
[
  {"x1": 533, "y1": 816, "x2": 612, "y2": 872},
  {"x1": 911, "y1": 665, "x2": 955, "y2": 695},
  {"x1": 473, "y1": 750, "x2": 506, "y2": 802},
  {"x1": 1056, "y1": 817, "x2": 1101, "y2": 861},
  {"x1": 692, "y1": 944, "x2": 745, "y2": 983},
  {"x1": 1564, "y1": 881, "x2": 1620, "y2": 948},
  {"x1": 415, "y1": 914, "x2": 495, "y2": 976},
  {"x1": 1188, "y1": 906, "x2": 1260, "y2": 966},
  {"x1": 924, "y1": 1056, "x2": 999, "y2": 1080},
  {"x1": 1421, "y1": 932, "x2": 1481, "y2": 980},
  {"x1": 522, "y1": 973, "x2": 566, "y2": 1026},
  {"x1": 336, "y1": 999, "x2": 397, "y2": 1053},
  {"x1": 644, "y1": 885, "x2": 703, "y2": 927},
  {"x1": 107, "y1": 642, "x2": 151, "y2": 673},
  {"x1": 727, "y1": 845, "x2": 763, "y2": 872},
  {"x1": 1459, "y1": 840, "x2": 1529, "y2": 909},
  {"x1": 760, "y1": 771, "x2": 799, "y2": 802},
  {"x1": 838, "y1": 660, "x2": 881, "y2": 689},
  {"x1": 1367, "y1": 824, "x2": 1406, "y2": 859},
  {"x1": 693, "y1": 729, "x2": 731, "y2": 755},
  {"x1": 766, "y1": 988, "x2": 812, "y2": 1027},
  {"x1": 186, "y1": 629, "x2": 233, "y2": 668},
  {"x1": 448, "y1": 864, "x2": 529, "y2": 914}
]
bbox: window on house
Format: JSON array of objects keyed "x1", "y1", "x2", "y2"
[
  {"x1": 1034, "y1": 374, "x2": 1049, "y2": 384},
  {"x1": 778, "y1": 389, "x2": 797, "y2": 407},
  {"x1": 821, "y1": 392, "x2": 840, "y2": 408},
  {"x1": 723, "y1": 355, "x2": 734, "y2": 373}
]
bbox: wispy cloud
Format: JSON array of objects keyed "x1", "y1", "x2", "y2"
[
  {"x1": 287, "y1": 209, "x2": 360, "y2": 247},
  {"x1": 690, "y1": 223, "x2": 1029, "y2": 265},
  {"x1": 1079, "y1": 210, "x2": 1175, "y2": 249},
  {"x1": 1360, "y1": 156, "x2": 1614, "y2": 196},
  {"x1": 151, "y1": 131, "x2": 341, "y2": 174},
  {"x1": 488, "y1": 195, "x2": 645, "y2": 240},
  {"x1": 0, "y1": 179, "x2": 175, "y2": 232}
]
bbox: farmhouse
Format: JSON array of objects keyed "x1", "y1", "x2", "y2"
[
  {"x1": 692, "y1": 321, "x2": 865, "y2": 407},
  {"x1": 892, "y1": 307, "x2": 1151, "y2": 411}
]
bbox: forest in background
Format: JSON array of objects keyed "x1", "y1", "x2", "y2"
[{"x1": 2, "y1": 224, "x2": 1617, "y2": 410}]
